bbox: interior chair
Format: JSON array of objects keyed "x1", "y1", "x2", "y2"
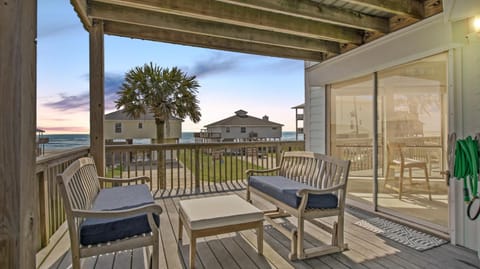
[{"x1": 385, "y1": 142, "x2": 432, "y2": 200}]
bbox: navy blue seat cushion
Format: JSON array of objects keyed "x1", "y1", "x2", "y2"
[
  {"x1": 80, "y1": 184, "x2": 159, "y2": 245},
  {"x1": 249, "y1": 176, "x2": 338, "y2": 209}
]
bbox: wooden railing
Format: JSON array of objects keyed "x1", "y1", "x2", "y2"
[
  {"x1": 105, "y1": 141, "x2": 305, "y2": 196},
  {"x1": 335, "y1": 143, "x2": 443, "y2": 178},
  {"x1": 35, "y1": 147, "x2": 90, "y2": 249},
  {"x1": 34, "y1": 141, "x2": 304, "y2": 254}
]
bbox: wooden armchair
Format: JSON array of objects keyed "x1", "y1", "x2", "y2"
[
  {"x1": 385, "y1": 143, "x2": 432, "y2": 200},
  {"x1": 56, "y1": 157, "x2": 162, "y2": 269}
]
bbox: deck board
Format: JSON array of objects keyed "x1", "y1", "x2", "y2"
[{"x1": 44, "y1": 190, "x2": 479, "y2": 269}]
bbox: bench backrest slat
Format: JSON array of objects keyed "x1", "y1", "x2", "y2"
[{"x1": 279, "y1": 151, "x2": 350, "y2": 193}]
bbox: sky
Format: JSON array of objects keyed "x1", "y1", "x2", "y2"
[{"x1": 37, "y1": 0, "x2": 305, "y2": 133}]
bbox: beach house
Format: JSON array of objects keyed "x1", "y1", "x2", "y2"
[
  {"x1": 4, "y1": 0, "x2": 480, "y2": 268},
  {"x1": 104, "y1": 110, "x2": 182, "y2": 144},
  {"x1": 195, "y1": 110, "x2": 283, "y2": 142}
]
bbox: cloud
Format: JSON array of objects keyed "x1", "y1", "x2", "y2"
[
  {"x1": 188, "y1": 54, "x2": 239, "y2": 77},
  {"x1": 44, "y1": 73, "x2": 124, "y2": 112},
  {"x1": 38, "y1": 23, "x2": 78, "y2": 39}
]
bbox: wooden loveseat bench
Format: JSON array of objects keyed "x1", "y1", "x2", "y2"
[
  {"x1": 246, "y1": 151, "x2": 350, "y2": 260},
  {"x1": 57, "y1": 157, "x2": 163, "y2": 269}
]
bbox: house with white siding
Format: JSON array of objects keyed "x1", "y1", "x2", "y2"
[{"x1": 195, "y1": 110, "x2": 283, "y2": 142}]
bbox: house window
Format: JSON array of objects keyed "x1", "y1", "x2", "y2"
[
  {"x1": 138, "y1": 122, "x2": 143, "y2": 129},
  {"x1": 115, "y1": 123, "x2": 122, "y2": 133},
  {"x1": 226, "y1": 127, "x2": 230, "y2": 133},
  {"x1": 241, "y1": 127, "x2": 246, "y2": 133},
  {"x1": 272, "y1": 127, "x2": 277, "y2": 130}
]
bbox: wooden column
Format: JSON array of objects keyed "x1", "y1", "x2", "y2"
[
  {"x1": 0, "y1": 0, "x2": 37, "y2": 268},
  {"x1": 89, "y1": 20, "x2": 105, "y2": 176}
]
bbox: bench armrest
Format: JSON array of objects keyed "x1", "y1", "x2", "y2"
[
  {"x1": 246, "y1": 167, "x2": 280, "y2": 176},
  {"x1": 296, "y1": 183, "x2": 347, "y2": 210},
  {"x1": 296, "y1": 183, "x2": 346, "y2": 196},
  {"x1": 98, "y1": 176, "x2": 151, "y2": 184}
]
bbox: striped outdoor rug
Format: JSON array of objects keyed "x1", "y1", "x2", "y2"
[{"x1": 354, "y1": 217, "x2": 448, "y2": 251}]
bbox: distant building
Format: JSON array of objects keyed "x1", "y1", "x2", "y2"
[
  {"x1": 291, "y1": 103, "x2": 304, "y2": 141},
  {"x1": 104, "y1": 110, "x2": 182, "y2": 144},
  {"x1": 195, "y1": 110, "x2": 283, "y2": 142}
]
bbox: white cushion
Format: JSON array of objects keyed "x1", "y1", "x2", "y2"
[{"x1": 179, "y1": 195, "x2": 263, "y2": 230}]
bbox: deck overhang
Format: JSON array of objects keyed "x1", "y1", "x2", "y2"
[{"x1": 71, "y1": 0, "x2": 443, "y2": 62}]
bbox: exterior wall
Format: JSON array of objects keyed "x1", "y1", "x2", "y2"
[
  {"x1": 207, "y1": 126, "x2": 282, "y2": 140},
  {"x1": 307, "y1": 86, "x2": 326, "y2": 153},
  {"x1": 305, "y1": 8, "x2": 480, "y2": 255},
  {"x1": 105, "y1": 119, "x2": 181, "y2": 140}
]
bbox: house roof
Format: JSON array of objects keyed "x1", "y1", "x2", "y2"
[
  {"x1": 70, "y1": 0, "x2": 443, "y2": 63},
  {"x1": 205, "y1": 111, "x2": 283, "y2": 128},
  {"x1": 105, "y1": 110, "x2": 182, "y2": 121},
  {"x1": 291, "y1": 103, "x2": 305, "y2": 109}
]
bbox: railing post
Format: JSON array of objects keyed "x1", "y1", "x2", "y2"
[
  {"x1": 194, "y1": 148, "x2": 200, "y2": 192},
  {"x1": 38, "y1": 170, "x2": 50, "y2": 248}
]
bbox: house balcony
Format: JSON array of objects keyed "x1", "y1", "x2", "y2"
[
  {"x1": 34, "y1": 141, "x2": 477, "y2": 269},
  {"x1": 296, "y1": 114, "x2": 304, "y2": 120}
]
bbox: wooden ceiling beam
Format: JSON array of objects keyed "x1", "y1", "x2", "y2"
[
  {"x1": 91, "y1": 0, "x2": 363, "y2": 44},
  {"x1": 341, "y1": 0, "x2": 424, "y2": 19},
  {"x1": 103, "y1": 22, "x2": 329, "y2": 61},
  {"x1": 215, "y1": 0, "x2": 389, "y2": 33},
  {"x1": 89, "y1": 2, "x2": 341, "y2": 53}
]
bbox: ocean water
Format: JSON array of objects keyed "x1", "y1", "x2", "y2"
[{"x1": 40, "y1": 131, "x2": 303, "y2": 152}]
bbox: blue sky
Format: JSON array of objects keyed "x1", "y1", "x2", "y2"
[{"x1": 37, "y1": 0, "x2": 305, "y2": 133}]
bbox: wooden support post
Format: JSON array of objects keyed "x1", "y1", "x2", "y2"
[
  {"x1": 0, "y1": 0, "x2": 37, "y2": 267},
  {"x1": 38, "y1": 171, "x2": 50, "y2": 247},
  {"x1": 89, "y1": 20, "x2": 105, "y2": 176}
]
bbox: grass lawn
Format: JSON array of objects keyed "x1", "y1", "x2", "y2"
[{"x1": 178, "y1": 150, "x2": 269, "y2": 183}]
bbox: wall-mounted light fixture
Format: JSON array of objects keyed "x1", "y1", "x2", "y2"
[{"x1": 474, "y1": 16, "x2": 480, "y2": 33}]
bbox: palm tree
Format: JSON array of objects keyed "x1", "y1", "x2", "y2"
[{"x1": 115, "y1": 63, "x2": 201, "y2": 188}]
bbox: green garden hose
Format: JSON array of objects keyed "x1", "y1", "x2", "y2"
[{"x1": 454, "y1": 136, "x2": 480, "y2": 220}]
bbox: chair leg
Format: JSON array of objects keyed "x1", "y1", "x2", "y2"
[
  {"x1": 246, "y1": 186, "x2": 251, "y2": 203},
  {"x1": 424, "y1": 165, "x2": 432, "y2": 201},
  {"x1": 385, "y1": 165, "x2": 391, "y2": 187},
  {"x1": 408, "y1": 168, "x2": 413, "y2": 184},
  {"x1": 336, "y1": 214, "x2": 345, "y2": 249},
  {"x1": 399, "y1": 167, "x2": 404, "y2": 200},
  {"x1": 152, "y1": 232, "x2": 160, "y2": 269}
]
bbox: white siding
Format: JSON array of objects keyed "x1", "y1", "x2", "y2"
[
  {"x1": 307, "y1": 86, "x2": 326, "y2": 153},
  {"x1": 305, "y1": 7, "x2": 480, "y2": 255}
]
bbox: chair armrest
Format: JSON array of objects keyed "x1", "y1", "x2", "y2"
[
  {"x1": 72, "y1": 203, "x2": 163, "y2": 232},
  {"x1": 98, "y1": 176, "x2": 151, "y2": 184},
  {"x1": 71, "y1": 203, "x2": 162, "y2": 219},
  {"x1": 246, "y1": 167, "x2": 280, "y2": 176}
]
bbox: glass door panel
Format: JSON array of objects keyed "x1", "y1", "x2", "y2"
[
  {"x1": 330, "y1": 76, "x2": 374, "y2": 205},
  {"x1": 377, "y1": 53, "x2": 448, "y2": 228}
]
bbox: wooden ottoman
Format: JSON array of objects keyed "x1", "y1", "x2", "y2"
[{"x1": 178, "y1": 195, "x2": 264, "y2": 268}]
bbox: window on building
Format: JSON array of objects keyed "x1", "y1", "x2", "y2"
[
  {"x1": 241, "y1": 127, "x2": 246, "y2": 133},
  {"x1": 138, "y1": 122, "x2": 143, "y2": 129},
  {"x1": 226, "y1": 127, "x2": 230, "y2": 133},
  {"x1": 272, "y1": 127, "x2": 277, "y2": 130},
  {"x1": 115, "y1": 123, "x2": 122, "y2": 133}
]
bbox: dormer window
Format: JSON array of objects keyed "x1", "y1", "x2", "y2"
[{"x1": 138, "y1": 122, "x2": 143, "y2": 129}]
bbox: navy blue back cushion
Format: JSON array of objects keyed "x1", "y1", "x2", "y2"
[
  {"x1": 80, "y1": 184, "x2": 159, "y2": 245},
  {"x1": 249, "y1": 176, "x2": 338, "y2": 209}
]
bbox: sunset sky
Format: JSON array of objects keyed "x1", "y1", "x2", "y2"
[{"x1": 37, "y1": 0, "x2": 305, "y2": 133}]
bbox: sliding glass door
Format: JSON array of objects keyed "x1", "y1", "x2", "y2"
[{"x1": 328, "y1": 53, "x2": 448, "y2": 229}]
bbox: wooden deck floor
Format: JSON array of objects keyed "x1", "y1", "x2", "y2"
[{"x1": 41, "y1": 190, "x2": 479, "y2": 269}]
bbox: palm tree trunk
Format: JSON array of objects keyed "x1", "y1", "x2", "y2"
[{"x1": 155, "y1": 119, "x2": 166, "y2": 189}]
